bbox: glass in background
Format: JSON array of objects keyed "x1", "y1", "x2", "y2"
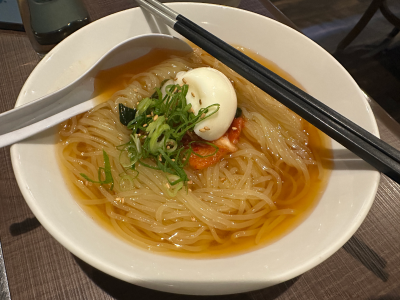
[{"x1": 17, "y1": 0, "x2": 90, "y2": 55}]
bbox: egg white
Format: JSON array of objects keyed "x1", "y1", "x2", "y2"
[{"x1": 161, "y1": 67, "x2": 237, "y2": 141}]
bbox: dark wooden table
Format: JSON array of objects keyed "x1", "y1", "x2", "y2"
[{"x1": 1, "y1": 0, "x2": 400, "y2": 299}]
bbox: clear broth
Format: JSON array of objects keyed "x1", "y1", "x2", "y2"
[{"x1": 58, "y1": 47, "x2": 332, "y2": 258}]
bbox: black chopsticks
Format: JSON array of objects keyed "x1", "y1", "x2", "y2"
[{"x1": 136, "y1": 0, "x2": 400, "y2": 184}]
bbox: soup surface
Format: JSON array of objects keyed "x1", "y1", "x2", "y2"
[{"x1": 58, "y1": 46, "x2": 332, "y2": 258}]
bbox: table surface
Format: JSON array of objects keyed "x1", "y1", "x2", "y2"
[{"x1": 1, "y1": 0, "x2": 400, "y2": 299}]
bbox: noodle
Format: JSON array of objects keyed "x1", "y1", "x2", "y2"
[{"x1": 58, "y1": 47, "x2": 329, "y2": 255}]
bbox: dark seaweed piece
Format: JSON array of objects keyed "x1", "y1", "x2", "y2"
[
  {"x1": 119, "y1": 103, "x2": 137, "y2": 126},
  {"x1": 235, "y1": 107, "x2": 242, "y2": 118}
]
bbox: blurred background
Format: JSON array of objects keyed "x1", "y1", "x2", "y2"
[{"x1": 270, "y1": 0, "x2": 400, "y2": 123}]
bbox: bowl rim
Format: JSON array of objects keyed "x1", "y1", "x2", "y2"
[{"x1": 10, "y1": 3, "x2": 380, "y2": 295}]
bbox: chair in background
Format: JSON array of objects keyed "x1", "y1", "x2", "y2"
[{"x1": 336, "y1": 0, "x2": 400, "y2": 52}]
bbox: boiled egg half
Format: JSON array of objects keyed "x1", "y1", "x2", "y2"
[{"x1": 161, "y1": 67, "x2": 237, "y2": 141}]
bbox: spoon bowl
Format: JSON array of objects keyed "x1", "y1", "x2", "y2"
[{"x1": 0, "y1": 33, "x2": 192, "y2": 148}]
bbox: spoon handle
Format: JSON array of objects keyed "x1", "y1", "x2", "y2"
[
  {"x1": 0, "y1": 34, "x2": 193, "y2": 148},
  {"x1": 0, "y1": 99, "x2": 95, "y2": 148},
  {"x1": 0, "y1": 78, "x2": 94, "y2": 136}
]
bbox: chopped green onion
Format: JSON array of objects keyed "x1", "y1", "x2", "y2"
[
  {"x1": 80, "y1": 150, "x2": 114, "y2": 190},
  {"x1": 117, "y1": 83, "x2": 220, "y2": 191}
]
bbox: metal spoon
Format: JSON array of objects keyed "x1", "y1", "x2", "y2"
[{"x1": 0, "y1": 34, "x2": 192, "y2": 148}]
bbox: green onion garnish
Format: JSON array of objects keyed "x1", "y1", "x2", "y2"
[
  {"x1": 118, "y1": 83, "x2": 220, "y2": 190},
  {"x1": 80, "y1": 150, "x2": 114, "y2": 190}
]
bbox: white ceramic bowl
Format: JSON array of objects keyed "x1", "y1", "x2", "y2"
[{"x1": 11, "y1": 3, "x2": 380, "y2": 295}]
